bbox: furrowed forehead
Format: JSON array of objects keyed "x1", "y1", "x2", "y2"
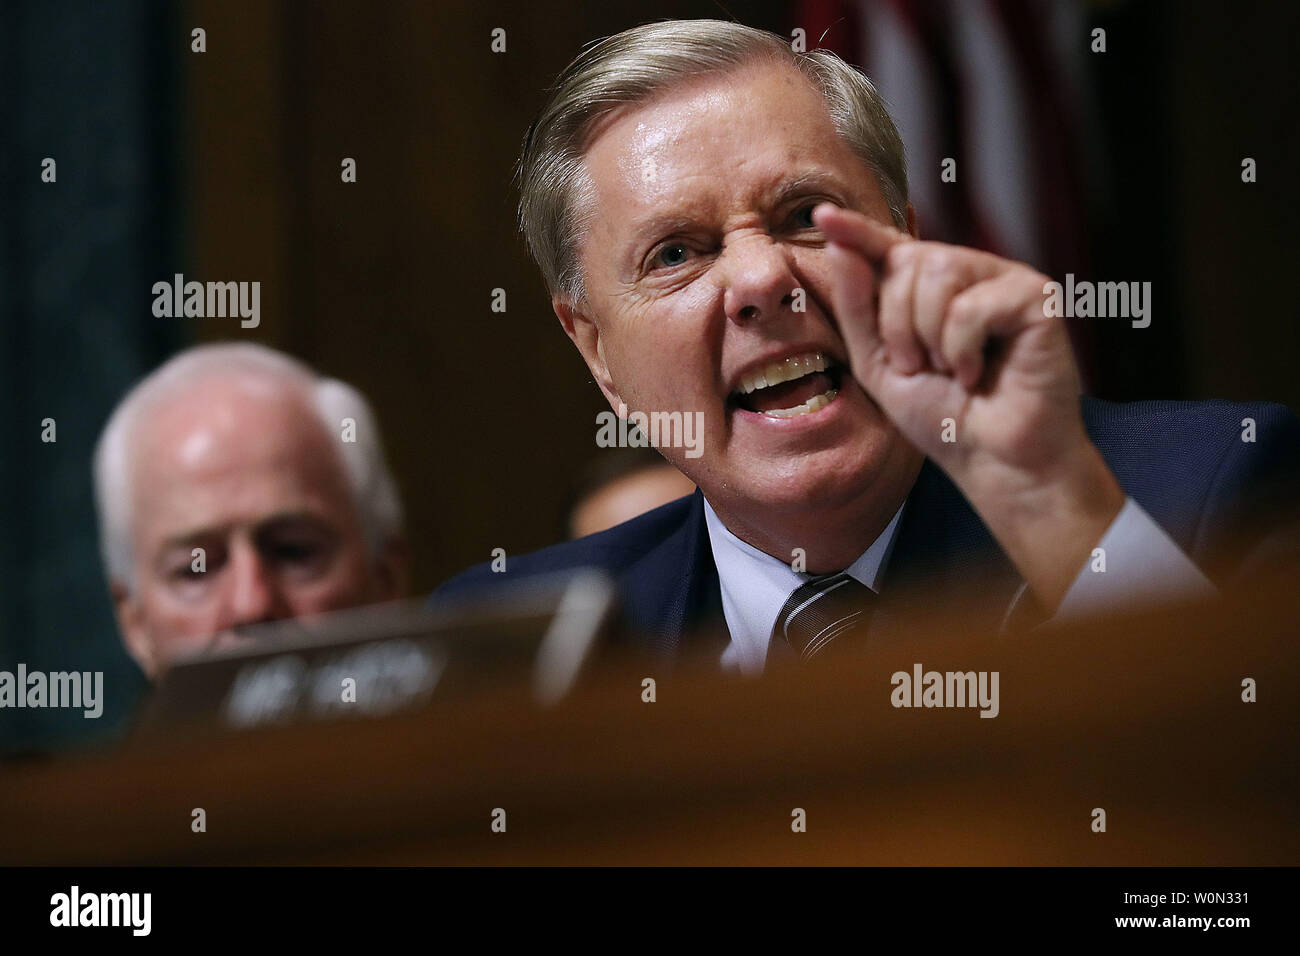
[{"x1": 622, "y1": 168, "x2": 853, "y2": 240}]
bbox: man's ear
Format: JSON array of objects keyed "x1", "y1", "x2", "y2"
[
  {"x1": 111, "y1": 580, "x2": 157, "y2": 679},
  {"x1": 905, "y1": 201, "x2": 919, "y2": 239},
  {"x1": 553, "y1": 294, "x2": 624, "y2": 411}
]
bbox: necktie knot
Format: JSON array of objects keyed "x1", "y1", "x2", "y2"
[{"x1": 772, "y1": 571, "x2": 877, "y2": 662}]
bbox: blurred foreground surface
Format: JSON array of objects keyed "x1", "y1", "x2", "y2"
[{"x1": 0, "y1": 572, "x2": 1295, "y2": 865}]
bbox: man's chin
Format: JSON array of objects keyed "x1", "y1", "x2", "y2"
[{"x1": 707, "y1": 441, "x2": 895, "y2": 518}]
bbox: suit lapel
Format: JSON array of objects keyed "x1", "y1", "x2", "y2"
[
  {"x1": 877, "y1": 459, "x2": 1024, "y2": 636},
  {"x1": 615, "y1": 465, "x2": 1025, "y2": 658},
  {"x1": 616, "y1": 489, "x2": 724, "y2": 660}
]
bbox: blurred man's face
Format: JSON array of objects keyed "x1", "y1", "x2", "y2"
[
  {"x1": 113, "y1": 376, "x2": 404, "y2": 675},
  {"x1": 569, "y1": 463, "x2": 696, "y2": 538},
  {"x1": 563, "y1": 62, "x2": 921, "y2": 541}
]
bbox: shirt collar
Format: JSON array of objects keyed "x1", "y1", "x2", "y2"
[{"x1": 701, "y1": 496, "x2": 907, "y2": 674}]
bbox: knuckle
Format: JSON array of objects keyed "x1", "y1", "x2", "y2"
[
  {"x1": 885, "y1": 242, "x2": 916, "y2": 272},
  {"x1": 921, "y1": 247, "x2": 955, "y2": 276},
  {"x1": 947, "y1": 291, "x2": 980, "y2": 327}
]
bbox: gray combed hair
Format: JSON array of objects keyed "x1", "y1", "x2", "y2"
[
  {"x1": 92, "y1": 342, "x2": 405, "y2": 589},
  {"x1": 516, "y1": 18, "x2": 909, "y2": 307}
]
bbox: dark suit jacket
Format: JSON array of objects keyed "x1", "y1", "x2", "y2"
[{"x1": 431, "y1": 398, "x2": 1300, "y2": 661}]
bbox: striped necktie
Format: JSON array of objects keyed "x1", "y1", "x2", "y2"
[{"x1": 772, "y1": 571, "x2": 877, "y2": 662}]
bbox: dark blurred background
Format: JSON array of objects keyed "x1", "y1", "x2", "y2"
[{"x1": 2, "y1": 0, "x2": 1297, "y2": 749}]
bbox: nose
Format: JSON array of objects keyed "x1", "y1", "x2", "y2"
[
  {"x1": 720, "y1": 234, "x2": 801, "y2": 324},
  {"x1": 217, "y1": 540, "x2": 284, "y2": 631}
]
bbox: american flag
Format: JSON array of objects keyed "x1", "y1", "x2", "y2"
[{"x1": 798, "y1": 0, "x2": 1102, "y2": 381}]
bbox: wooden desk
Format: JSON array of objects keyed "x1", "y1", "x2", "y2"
[{"x1": 1, "y1": 578, "x2": 1294, "y2": 865}]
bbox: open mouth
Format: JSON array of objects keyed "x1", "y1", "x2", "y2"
[{"x1": 729, "y1": 352, "x2": 844, "y2": 419}]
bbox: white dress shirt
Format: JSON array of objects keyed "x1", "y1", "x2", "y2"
[
  {"x1": 702, "y1": 494, "x2": 1216, "y2": 675},
  {"x1": 703, "y1": 499, "x2": 905, "y2": 675}
]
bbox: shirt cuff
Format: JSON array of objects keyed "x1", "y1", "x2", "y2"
[{"x1": 1052, "y1": 496, "x2": 1217, "y2": 622}]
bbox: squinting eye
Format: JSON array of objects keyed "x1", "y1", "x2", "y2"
[
  {"x1": 655, "y1": 243, "x2": 690, "y2": 268},
  {"x1": 793, "y1": 204, "x2": 818, "y2": 228},
  {"x1": 269, "y1": 540, "x2": 323, "y2": 564}
]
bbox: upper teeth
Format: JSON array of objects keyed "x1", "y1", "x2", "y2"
[{"x1": 736, "y1": 352, "x2": 830, "y2": 395}]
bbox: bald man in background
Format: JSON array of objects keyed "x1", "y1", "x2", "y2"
[
  {"x1": 567, "y1": 448, "x2": 697, "y2": 539},
  {"x1": 93, "y1": 343, "x2": 408, "y2": 677}
]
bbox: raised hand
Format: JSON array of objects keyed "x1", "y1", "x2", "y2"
[{"x1": 813, "y1": 203, "x2": 1125, "y2": 611}]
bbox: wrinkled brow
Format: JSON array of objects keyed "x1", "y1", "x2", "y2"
[{"x1": 625, "y1": 169, "x2": 848, "y2": 250}]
